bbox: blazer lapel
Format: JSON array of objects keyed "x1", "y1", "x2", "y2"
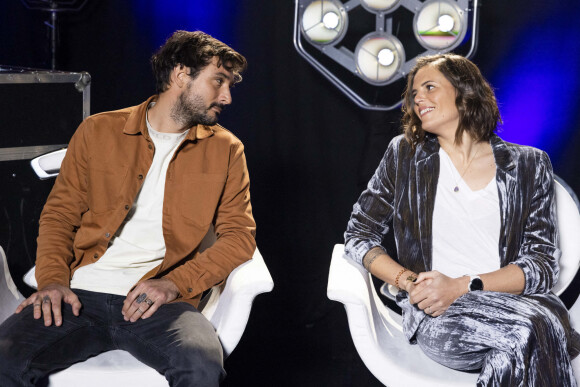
[
  {"x1": 415, "y1": 137, "x2": 440, "y2": 271},
  {"x1": 491, "y1": 134, "x2": 517, "y2": 265}
]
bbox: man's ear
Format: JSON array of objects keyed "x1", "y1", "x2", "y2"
[{"x1": 170, "y1": 65, "x2": 188, "y2": 89}]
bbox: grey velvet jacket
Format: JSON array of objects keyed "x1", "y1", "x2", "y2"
[{"x1": 345, "y1": 133, "x2": 561, "y2": 338}]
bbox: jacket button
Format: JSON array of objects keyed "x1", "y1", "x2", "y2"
[
  {"x1": 187, "y1": 288, "x2": 193, "y2": 293},
  {"x1": 125, "y1": 205, "x2": 130, "y2": 210},
  {"x1": 138, "y1": 174, "x2": 144, "y2": 180},
  {"x1": 93, "y1": 253, "x2": 98, "y2": 259},
  {"x1": 105, "y1": 233, "x2": 110, "y2": 238},
  {"x1": 148, "y1": 144, "x2": 153, "y2": 149}
]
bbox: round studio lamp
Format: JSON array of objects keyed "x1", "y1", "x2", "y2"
[
  {"x1": 360, "y1": 0, "x2": 401, "y2": 13},
  {"x1": 354, "y1": 32, "x2": 405, "y2": 85},
  {"x1": 413, "y1": 0, "x2": 467, "y2": 51},
  {"x1": 301, "y1": 0, "x2": 348, "y2": 45}
]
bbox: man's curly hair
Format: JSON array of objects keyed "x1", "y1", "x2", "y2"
[{"x1": 151, "y1": 30, "x2": 247, "y2": 93}]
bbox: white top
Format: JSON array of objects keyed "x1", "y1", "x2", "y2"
[
  {"x1": 431, "y1": 148, "x2": 501, "y2": 278},
  {"x1": 70, "y1": 109, "x2": 189, "y2": 295}
]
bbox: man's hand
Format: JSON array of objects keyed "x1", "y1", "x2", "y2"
[
  {"x1": 15, "y1": 284, "x2": 82, "y2": 327},
  {"x1": 123, "y1": 278, "x2": 180, "y2": 322},
  {"x1": 408, "y1": 271, "x2": 466, "y2": 317}
]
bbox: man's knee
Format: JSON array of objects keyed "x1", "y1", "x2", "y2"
[
  {"x1": 165, "y1": 310, "x2": 225, "y2": 384},
  {"x1": 169, "y1": 310, "x2": 223, "y2": 363}
]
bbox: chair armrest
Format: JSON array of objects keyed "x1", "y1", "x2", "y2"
[
  {"x1": 327, "y1": 244, "x2": 405, "y2": 384},
  {"x1": 0, "y1": 246, "x2": 25, "y2": 324},
  {"x1": 569, "y1": 290, "x2": 580, "y2": 331},
  {"x1": 327, "y1": 244, "x2": 400, "y2": 328},
  {"x1": 30, "y1": 148, "x2": 67, "y2": 179},
  {"x1": 553, "y1": 180, "x2": 580, "y2": 296},
  {"x1": 23, "y1": 266, "x2": 38, "y2": 289},
  {"x1": 201, "y1": 247, "x2": 274, "y2": 357},
  {"x1": 327, "y1": 244, "x2": 374, "y2": 305},
  {"x1": 327, "y1": 244, "x2": 478, "y2": 386}
]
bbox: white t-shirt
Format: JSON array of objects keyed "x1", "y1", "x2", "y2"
[
  {"x1": 431, "y1": 148, "x2": 501, "y2": 277},
  {"x1": 70, "y1": 110, "x2": 189, "y2": 295}
]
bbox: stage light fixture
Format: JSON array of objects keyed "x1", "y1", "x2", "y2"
[
  {"x1": 360, "y1": 0, "x2": 401, "y2": 12},
  {"x1": 414, "y1": 0, "x2": 467, "y2": 51},
  {"x1": 355, "y1": 32, "x2": 404, "y2": 85},
  {"x1": 301, "y1": 0, "x2": 348, "y2": 45},
  {"x1": 294, "y1": 0, "x2": 480, "y2": 110}
]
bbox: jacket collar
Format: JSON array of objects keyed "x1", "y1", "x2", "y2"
[
  {"x1": 415, "y1": 134, "x2": 440, "y2": 163},
  {"x1": 123, "y1": 95, "x2": 215, "y2": 141},
  {"x1": 490, "y1": 133, "x2": 516, "y2": 174}
]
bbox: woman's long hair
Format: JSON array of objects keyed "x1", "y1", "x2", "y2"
[{"x1": 402, "y1": 54, "x2": 501, "y2": 148}]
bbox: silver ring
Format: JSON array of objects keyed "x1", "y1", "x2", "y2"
[
  {"x1": 145, "y1": 298, "x2": 154, "y2": 306},
  {"x1": 136, "y1": 308, "x2": 144, "y2": 313},
  {"x1": 136, "y1": 293, "x2": 147, "y2": 304}
]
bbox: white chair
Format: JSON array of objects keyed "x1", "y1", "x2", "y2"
[
  {"x1": 1, "y1": 243, "x2": 273, "y2": 386},
  {"x1": 327, "y1": 180, "x2": 580, "y2": 386},
  {"x1": 0, "y1": 146, "x2": 273, "y2": 386}
]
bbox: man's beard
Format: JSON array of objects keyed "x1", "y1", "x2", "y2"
[{"x1": 171, "y1": 87, "x2": 224, "y2": 128}]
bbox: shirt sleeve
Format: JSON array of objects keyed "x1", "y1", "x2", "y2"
[
  {"x1": 35, "y1": 120, "x2": 91, "y2": 289},
  {"x1": 344, "y1": 137, "x2": 399, "y2": 268},
  {"x1": 511, "y1": 150, "x2": 561, "y2": 294},
  {"x1": 164, "y1": 141, "x2": 256, "y2": 298}
]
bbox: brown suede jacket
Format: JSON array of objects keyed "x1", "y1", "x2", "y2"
[{"x1": 36, "y1": 96, "x2": 256, "y2": 307}]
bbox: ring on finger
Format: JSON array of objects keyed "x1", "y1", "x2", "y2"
[
  {"x1": 136, "y1": 293, "x2": 147, "y2": 304},
  {"x1": 42, "y1": 296, "x2": 51, "y2": 304},
  {"x1": 136, "y1": 308, "x2": 144, "y2": 314},
  {"x1": 144, "y1": 298, "x2": 154, "y2": 306}
]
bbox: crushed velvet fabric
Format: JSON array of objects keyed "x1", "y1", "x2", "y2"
[{"x1": 345, "y1": 134, "x2": 580, "y2": 386}]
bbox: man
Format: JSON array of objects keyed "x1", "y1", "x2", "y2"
[{"x1": 0, "y1": 30, "x2": 255, "y2": 386}]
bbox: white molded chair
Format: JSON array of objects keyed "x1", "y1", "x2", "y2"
[
  {"x1": 1, "y1": 244, "x2": 272, "y2": 387},
  {"x1": 327, "y1": 180, "x2": 580, "y2": 386}
]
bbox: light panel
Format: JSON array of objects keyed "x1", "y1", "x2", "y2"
[
  {"x1": 301, "y1": 0, "x2": 348, "y2": 45},
  {"x1": 414, "y1": 0, "x2": 467, "y2": 50},
  {"x1": 294, "y1": 0, "x2": 479, "y2": 110},
  {"x1": 355, "y1": 33, "x2": 404, "y2": 85},
  {"x1": 360, "y1": 0, "x2": 401, "y2": 12}
]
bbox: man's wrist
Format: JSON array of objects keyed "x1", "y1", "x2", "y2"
[{"x1": 161, "y1": 277, "x2": 180, "y2": 297}]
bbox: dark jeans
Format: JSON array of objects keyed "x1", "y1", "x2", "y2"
[{"x1": 0, "y1": 289, "x2": 225, "y2": 387}]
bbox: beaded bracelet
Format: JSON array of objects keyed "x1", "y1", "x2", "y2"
[{"x1": 394, "y1": 268, "x2": 407, "y2": 289}]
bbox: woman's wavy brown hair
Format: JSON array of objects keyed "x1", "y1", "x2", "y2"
[{"x1": 401, "y1": 54, "x2": 501, "y2": 148}]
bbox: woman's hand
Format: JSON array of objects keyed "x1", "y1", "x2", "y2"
[{"x1": 408, "y1": 271, "x2": 467, "y2": 317}]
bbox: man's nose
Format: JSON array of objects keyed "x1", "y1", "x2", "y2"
[{"x1": 220, "y1": 87, "x2": 232, "y2": 105}]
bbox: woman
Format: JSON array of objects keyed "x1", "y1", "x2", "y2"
[{"x1": 345, "y1": 54, "x2": 580, "y2": 386}]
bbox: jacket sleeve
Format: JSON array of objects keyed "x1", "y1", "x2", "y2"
[
  {"x1": 344, "y1": 137, "x2": 399, "y2": 268},
  {"x1": 35, "y1": 120, "x2": 90, "y2": 289},
  {"x1": 511, "y1": 150, "x2": 561, "y2": 294},
  {"x1": 165, "y1": 141, "x2": 256, "y2": 298}
]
